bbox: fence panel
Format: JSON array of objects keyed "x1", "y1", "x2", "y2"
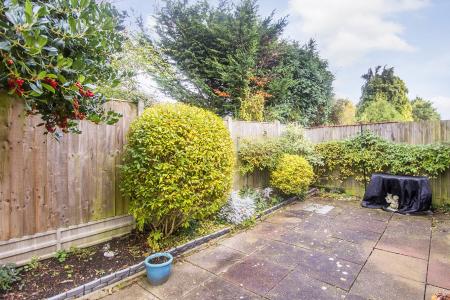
[{"x1": 0, "y1": 95, "x2": 137, "y2": 241}]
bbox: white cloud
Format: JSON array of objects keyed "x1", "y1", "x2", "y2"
[
  {"x1": 287, "y1": 0, "x2": 430, "y2": 65},
  {"x1": 430, "y1": 96, "x2": 450, "y2": 120}
]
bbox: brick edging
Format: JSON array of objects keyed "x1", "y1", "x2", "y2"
[{"x1": 47, "y1": 188, "x2": 317, "y2": 300}]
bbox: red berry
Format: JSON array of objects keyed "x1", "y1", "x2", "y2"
[{"x1": 6, "y1": 59, "x2": 13, "y2": 65}]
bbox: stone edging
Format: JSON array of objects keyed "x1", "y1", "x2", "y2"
[{"x1": 47, "y1": 188, "x2": 317, "y2": 300}]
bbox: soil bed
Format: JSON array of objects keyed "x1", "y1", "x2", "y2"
[
  {"x1": 149, "y1": 256, "x2": 170, "y2": 264},
  {"x1": 1, "y1": 230, "x2": 150, "y2": 300}
]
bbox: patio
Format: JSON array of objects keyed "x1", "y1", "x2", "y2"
[{"x1": 99, "y1": 196, "x2": 450, "y2": 300}]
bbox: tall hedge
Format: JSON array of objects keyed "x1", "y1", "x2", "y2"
[{"x1": 121, "y1": 104, "x2": 234, "y2": 245}]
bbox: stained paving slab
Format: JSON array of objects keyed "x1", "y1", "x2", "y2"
[{"x1": 100, "y1": 197, "x2": 450, "y2": 300}]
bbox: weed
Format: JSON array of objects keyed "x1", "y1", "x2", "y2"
[
  {"x1": 55, "y1": 250, "x2": 69, "y2": 263},
  {"x1": 0, "y1": 264, "x2": 21, "y2": 292},
  {"x1": 24, "y1": 256, "x2": 40, "y2": 272}
]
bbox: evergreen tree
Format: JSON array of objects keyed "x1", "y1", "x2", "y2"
[
  {"x1": 357, "y1": 66, "x2": 413, "y2": 121},
  {"x1": 411, "y1": 97, "x2": 440, "y2": 121},
  {"x1": 155, "y1": 0, "x2": 334, "y2": 125}
]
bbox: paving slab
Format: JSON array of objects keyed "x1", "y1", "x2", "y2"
[
  {"x1": 183, "y1": 276, "x2": 260, "y2": 300},
  {"x1": 219, "y1": 231, "x2": 268, "y2": 254},
  {"x1": 267, "y1": 269, "x2": 347, "y2": 300},
  {"x1": 365, "y1": 249, "x2": 427, "y2": 282},
  {"x1": 220, "y1": 257, "x2": 290, "y2": 295},
  {"x1": 249, "y1": 240, "x2": 309, "y2": 269},
  {"x1": 426, "y1": 226, "x2": 450, "y2": 289},
  {"x1": 263, "y1": 211, "x2": 308, "y2": 225},
  {"x1": 293, "y1": 249, "x2": 362, "y2": 290},
  {"x1": 333, "y1": 215, "x2": 388, "y2": 233},
  {"x1": 349, "y1": 262, "x2": 425, "y2": 300},
  {"x1": 275, "y1": 228, "x2": 334, "y2": 252},
  {"x1": 322, "y1": 237, "x2": 373, "y2": 265},
  {"x1": 138, "y1": 261, "x2": 212, "y2": 299},
  {"x1": 102, "y1": 284, "x2": 157, "y2": 300},
  {"x1": 376, "y1": 229, "x2": 430, "y2": 260},
  {"x1": 425, "y1": 284, "x2": 450, "y2": 300},
  {"x1": 344, "y1": 207, "x2": 392, "y2": 222},
  {"x1": 250, "y1": 221, "x2": 294, "y2": 238},
  {"x1": 185, "y1": 244, "x2": 245, "y2": 274},
  {"x1": 330, "y1": 226, "x2": 381, "y2": 247}
]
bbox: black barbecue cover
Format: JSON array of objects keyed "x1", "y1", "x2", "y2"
[{"x1": 361, "y1": 173, "x2": 432, "y2": 214}]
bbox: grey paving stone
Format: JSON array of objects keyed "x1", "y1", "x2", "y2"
[
  {"x1": 221, "y1": 256, "x2": 290, "y2": 295},
  {"x1": 186, "y1": 244, "x2": 244, "y2": 274},
  {"x1": 249, "y1": 240, "x2": 310, "y2": 269},
  {"x1": 275, "y1": 229, "x2": 335, "y2": 252},
  {"x1": 294, "y1": 249, "x2": 362, "y2": 291},
  {"x1": 376, "y1": 229, "x2": 430, "y2": 260},
  {"x1": 267, "y1": 269, "x2": 347, "y2": 299},
  {"x1": 330, "y1": 226, "x2": 381, "y2": 246},
  {"x1": 349, "y1": 262, "x2": 425, "y2": 300},
  {"x1": 138, "y1": 261, "x2": 212, "y2": 299},
  {"x1": 250, "y1": 221, "x2": 294, "y2": 237},
  {"x1": 322, "y1": 237, "x2": 373, "y2": 265},
  {"x1": 183, "y1": 276, "x2": 260, "y2": 300},
  {"x1": 263, "y1": 211, "x2": 307, "y2": 225},
  {"x1": 102, "y1": 283, "x2": 158, "y2": 300},
  {"x1": 365, "y1": 249, "x2": 427, "y2": 283},
  {"x1": 219, "y1": 231, "x2": 268, "y2": 254}
]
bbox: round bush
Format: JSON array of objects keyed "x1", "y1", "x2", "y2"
[
  {"x1": 270, "y1": 154, "x2": 314, "y2": 195},
  {"x1": 121, "y1": 103, "x2": 234, "y2": 241}
]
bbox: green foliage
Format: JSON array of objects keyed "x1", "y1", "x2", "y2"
[
  {"x1": 0, "y1": 264, "x2": 21, "y2": 292},
  {"x1": 266, "y1": 40, "x2": 335, "y2": 126},
  {"x1": 270, "y1": 154, "x2": 314, "y2": 196},
  {"x1": 239, "y1": 91, "x2": 266, "y2": 121},
  {"x1": 316, "y1": 131, "x2": 450, "y2": 183},
  {"x1": 120, "y1": 103, "x2": 234, "y2": 249},
  {"x1": 23, "y1": 256, "x2": 39, "y2": 272},
  {"x1": 330, "y1": 98, "x2": 356, "y2": 125},
  {"x1": 238, "y1": 124, "x2": 322, "y2": 174},
  {"x1": 0, "y1": 0, "x2": 124, "y2": 134},
  {"x1": 411, "y1": 97, "x2": 440, "y2": 121},
  {"x1": 55, "y1": 250, "x2": 69, "y2": 263},
  {"x1": 358, "y1": 93, "x2": 407, "y2": 123},
  {"x1": 357, "y1": 66, "x2": 413, "y2": 122},
  {"x1": 155, "y1": 1, "x2": 333, "y2": 125}
]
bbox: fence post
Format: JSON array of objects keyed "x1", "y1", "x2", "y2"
[
  {"x1": 275, "y1": 120, "x2": 281, "y2": 136},
  {"x1": 137, "y1": 99, "x2": 145, "y2": 116},
  {"x1": 225, "y1": 116, "x2": 233, "y2": 135}
]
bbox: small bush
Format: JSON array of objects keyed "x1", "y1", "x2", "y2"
[
  {"x1": 270, "y1": 154, "x2": 314, "y2": 196},
  {"x1": 0, "y1": 264, "x2": 21, "y2": 292},
  {"x1": 121, "y1": 103, "x2": 234, "y2": 248},
  {"x1": 238, "y1": 124, "x2": 322, "y2": 175},
  {"x1": 315, "y1": 131, "x2": 450, "y2": 183},
  {"x1": 219, "y1": 191, "x2": 256, "y2": 224}
]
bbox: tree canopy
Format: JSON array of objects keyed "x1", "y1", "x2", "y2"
[
  {"x1": 357, "y1": 66, "x2": 412, "y2": 122},
  {"x1": 330, "y1": 98, "x2": 356, "y2": 125},
  {"x1": 155, "y1": 0, "x2": 334, "y2": 126},
  {"x1": 411, "y1": 97, "x2": 440, "y2": 121}
]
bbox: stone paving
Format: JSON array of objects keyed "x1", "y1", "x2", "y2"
[{"x1": 100, "y1": 197, "x2": 450, "y2": 300}]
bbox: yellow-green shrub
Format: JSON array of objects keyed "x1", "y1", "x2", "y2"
[
  {"x1": 270, "y1": 154, "x2": 314, "y2": 195},
  {"x1": 120, "y1": 104, "x2": 234, "y2": 247}
]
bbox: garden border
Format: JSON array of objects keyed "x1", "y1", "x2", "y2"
[{"x1": 47, "y1": 189, "x2": 317, "y2": 300}]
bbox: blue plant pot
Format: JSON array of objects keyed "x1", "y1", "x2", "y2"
[{"x1": 144, "y1": 252, "x2": 173, "y2": 285}]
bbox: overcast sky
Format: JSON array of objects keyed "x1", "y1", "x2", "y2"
[{"x1": 113, "y1": 0, "x2": 450, "y2": 119}]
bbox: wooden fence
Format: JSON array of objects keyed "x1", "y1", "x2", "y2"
[
  {"x1": 1, "y1": 95, "x2": 449, "y2": 263},
  {"x1": 305, "y1": 121, "x2": 450, "y2": 206},
  {"x1": 0, "y1": 94, "x2": 137, "y2": 243}
]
